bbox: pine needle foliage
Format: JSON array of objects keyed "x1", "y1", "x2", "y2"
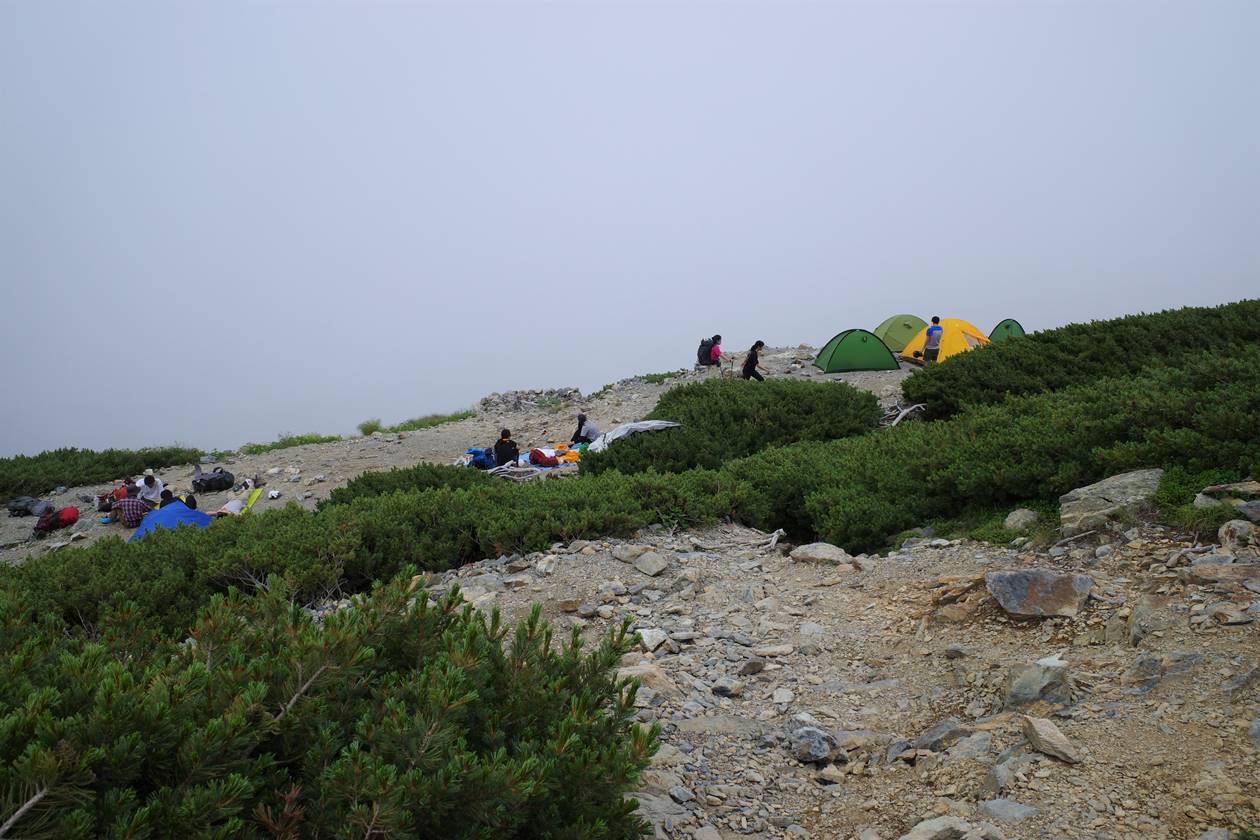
[{"x1": 0, "y1": 575, "x2": 656, "y2": 838}]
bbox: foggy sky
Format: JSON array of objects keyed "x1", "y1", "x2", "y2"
[{"x1": 2, "y1": 1, "x2": 1257, "y2": 456}]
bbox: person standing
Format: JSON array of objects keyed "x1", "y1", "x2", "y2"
[
  {"x1": 742, "y1": 340, "x2": 769, "y2": 381},
  {"x1": 923, "y1": 316, "x2": 944, "y2": 364}
]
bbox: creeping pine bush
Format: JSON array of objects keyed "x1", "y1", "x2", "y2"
[
  {"x1": 0, "y1": 574, "x2": 657, "y2": 838},
  {"x1": 321, "y1": 462, "x2": 492, "y2": 508},
  {"x1": 0, "y1": 445, "x2": 203, "y2": 497},
  {"x1": 239, "y1": 432, "x2": 342, "y2": 455},
  {"x1": 582, "y1": 378, "x2": 880, "y2": 475},
  {"x1": 727, "y1": 348, "x2": 1260, "y2": 552},
  {"x1": 902, "y1": 298, "x2": 1260, "y2": 419}
]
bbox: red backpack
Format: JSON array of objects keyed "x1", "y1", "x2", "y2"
[{"x1": 33, "y1": 506, "x2": 79, "y2": 537}]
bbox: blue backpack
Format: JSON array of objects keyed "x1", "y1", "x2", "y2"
[{"x1": 467, "y1": 448, "x2": 497, "y2": 470}]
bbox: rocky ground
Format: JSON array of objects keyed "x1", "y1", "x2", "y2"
[
  {"x1": 419, "y1": 508, "x2": 1258, "y2": 840},
  {"x1": 1, "y1": 346, "x2": 909, "y2": 564}
]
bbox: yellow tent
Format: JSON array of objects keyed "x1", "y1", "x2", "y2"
[{"x1": 900, "y1": 318, "x2": 991, "y2": 363}]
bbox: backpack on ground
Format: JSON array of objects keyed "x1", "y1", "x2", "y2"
[
  {"x1": 529, "y1": 449, "x2": 560, "y2": 468},
  {"x1": 192, "y1": 468, "x2": 235, "y2": 493},
  {"x1": 33, "y1": 506, "x2": 78, "y2": 537},
  {"x1": 696, "y1": 338, "x2": 716, "y2": 366},
  {"x1": 7, "y1": 497, "x2": 52, "y2": 518},
  {"x1": 466, "y1": 448, "x2": 497, "y2": 470}
]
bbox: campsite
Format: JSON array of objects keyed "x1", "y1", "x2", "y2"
[{"x1": 2, "y1": 300, "x2": 1259, "y2": 840}]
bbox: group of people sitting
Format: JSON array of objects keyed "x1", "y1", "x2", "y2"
[
  {"x1": 97, "y1": 470, "x2": 201, "y2": 528},
  {"x1": 697, "y1": 335, "x2": 771, "y2": 381},
  {"x1": 484, "y1": 413, "x2": 602, "y2": 471}
]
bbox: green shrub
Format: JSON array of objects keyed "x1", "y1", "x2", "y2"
[
  {"x1": 0, "y1": 445, "x2": 203, "y2": 497},
  {"x1": 902, "y1": 299, "x2": 1260, "y2": 419},
  {"x1": 583, "y1": 378, "x2": 880, "y2": 475},
  {"x1": 385, "y1": 410, "x2": 474, "y2": 432},
  {"x1": 1152, "y1": 466, "x2": 1245, "y2": 540},
  {"x1": 729, "y1": 348, "x2": 1260, "y2": 552},
  {"x1": 321, "y1": 462, "x2": 493, "y2": 508},
  {"x1": 640, "y1": 370, "x2": 685, "y2": 385},
  {"x1": 239, "y1": 432, "x2": 342, "y2": 455},
  {"x1": 357, "y1": 418, "x2": 383, "y2": 436},
  {"x1": 0, "y1": 575, "x2": 655, "y2": 838}
]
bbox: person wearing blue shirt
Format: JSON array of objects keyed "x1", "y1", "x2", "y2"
[{"x1": 923, "y1": 316, "x2": 944, "y2": 363}]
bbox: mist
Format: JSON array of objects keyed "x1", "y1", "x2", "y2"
[{"x1": 2, "y1": 0, "x2": 1257, "y2": 456}]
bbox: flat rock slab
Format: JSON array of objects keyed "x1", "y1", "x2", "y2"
[
  {"x1": 898, "y1": 816, "x2": 1007, "y2": 840},
  {"x1": 790, "y1": 542, "x2": 853, "y2": 564},
  {"x1": 985, "y1": 569, "x2": 1093, "y2": 618},
  {"x1": 634, "y1": 552, "x2": 669, "y2": 577},
  {"x1": 1059, "y1": 468, "x2": 1163, "y2": 536},
  {"x1": 1022, "y1": 715, "x2": 1080, "y2": 763},
  {"x1": 1180, "y1": 563, "x2": 1260, "y2": 585}
]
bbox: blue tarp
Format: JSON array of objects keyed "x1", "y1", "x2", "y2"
[{"x1": 129, "y1": 501, "x2": 213, "y2": 542}]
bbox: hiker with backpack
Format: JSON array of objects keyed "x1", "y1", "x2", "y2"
[
  {"x1": 571, "y1": 413, "x2": 601, "y2": 445},
  {"x1": 742, "y1": 340, "x2": 769, "y2": 381},
  {"x1": 697, "y1": 335, "x2": 724, "y2": 372}
]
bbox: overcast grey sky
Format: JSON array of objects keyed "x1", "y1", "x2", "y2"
[{"x1": 1, "y1": 1, "x2": 1257, "y2": 456}]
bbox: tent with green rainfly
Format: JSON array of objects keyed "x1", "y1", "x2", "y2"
[
  {"x1": 873, "y1": 314, "x2": 927, "y2": 352},
  {"x1": 989, "y1": 318, "x2": 1027, "y2": 342},
  {"x1": 814, "y1": 329, "x2": 901, "y2": 373}
]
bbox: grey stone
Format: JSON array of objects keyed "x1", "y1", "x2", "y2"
[
  {"x1": 897, "y1": 816, "x2": 1006, "y2": 840},
  {"x1": 912, "y1": 718, "x2": 973, "y2": 752},
  {"x1": 1058, "y1": 468, "x2": 1163, "y2": 536},
  {"x1": 1221, "y1": 665, "x2": 1258, "y2": 699},
  {"x1": 614, "y1": 544, "x2": 649, "y2": 563},
  {"x1": 638, "y1": 628, "x2": 668, "y2": 652},
  {"x1": 1220, "y1": 519, "x2": 1257, "y2": 553},
  {"x1": 738, "y1": 658, "x2": 766, "y2": 676},
  {"x1": 1004, "y1": 509, "x2": 1039, "y2": 530},
  {"x1": 635, "y1": 552, "x2": 670, "y2": 577},
  {"x1": 692, "y1": 827, "x2": 723, "y2": 840},
  {"x1": 712, "y1": 676, "x2": 746, "y2": 697},
  {"x1": 667, "y1": 785, "x2": 694, "y2": 804},
  {"x1": 947, "y1": 731, "x2": 994, "y2": 760},
  {"x1": 985, "y1": 570, "x2": 1093, "y2": 618},
  {"x1": 788, "y1": 726, "x2": 844, "y2": 764},
  {"x1": 790, "y1": 542, "x2": 853, "y2": 564},
  {"x1": 1021, "y1": 715, "x2": 1080, "y2": 763},
  {"x1": 978, "y1": 799, "x2": 1038, "y2": 823},
  {"x1": 1127, "y1": 593, "x2": 1173, "y2": 646},
  {"x1": 1248, "y1": 718, "x2": 1260, "y2": 745},
  {"x1": 1195, "y1": 830, "x2": 1231, "y2": 840},
  {"x1": 1005, "y1": 654, "x2": 1071, "y2": 707},
  {"x1": 1239, "y1": 500, "x2": 1260, "y2": 523}
]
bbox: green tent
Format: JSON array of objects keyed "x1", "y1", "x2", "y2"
[
  {"x1": 873, "y1": 314, "x2": 927, "y2": 352},
  {"x1": 814, "y1": 329, "x2": 900, "y2": 373},
  {"x1": 989, "y1": 318, "x2": 1027, "y2": 342}
]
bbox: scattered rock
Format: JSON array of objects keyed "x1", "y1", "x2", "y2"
[
  {"x1": 985, "y1": 569, "x2": 1093, "y2": 618},
  {"x1": 638, "y1": 628, "x2": 668, "y2": 651},
  {"x1": 788, "y1": 726, "x2": 844, "y2": 764},
  {"x1": 978, "y1": 799, "x2": 1037, "y2": 823},
  {"x1": 634, "y1": 552, "x2": 670, "y2": 577},
  {"x1": 1021, "y1": 716, "x2": 1080, "y2": 763},
  {"x1": 1127, "y1": 593, "x2": 1173, "y2": 646},
  {"x1": 619, "y1": 663, "x2": 682, "y2": 701},
  {"x1": 1058, "y1": 468, "x2": 1163, "y2": 536},
  {"x1": 1003, "y1": 509, "x2": 1039, "y2": 530},
  {"x1": 790, "y1": 542, "x2": 854, "y2": 564},
  {"x1": 912, "y1": 718, "x2": 973, "y2": 752},
  {"x1": 712, "y1": 676, "x2": 746, "y2": 698},
  {"x1": 1004, "y1": 654, "x2": 1071, "y2": 707},
  {"x1": 897, "y1": 816, "x2": 1005, "y2": 840},
  {"x1": 1219, "y1": 519, "x2": 1257, "y2": 554},
  {"x1": 753, "y1": 644, "x2": 794, "y2": 657}
]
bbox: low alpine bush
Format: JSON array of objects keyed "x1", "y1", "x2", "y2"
[
  {"x1": 902, "y1": 299, "x2": 1260, "y2": 419},
  {"x1": 0, "y1": 574, "x2": 656, "y2": 838},
  {"x1": 0, "y1": 445, "x2": 203, "y2": 497},
  {"x1": 321, "y1": 462, "x2": 492, "y2": 508},
  {"x1": 582, "y1": 378, "x2": 880, "y2": 475}
]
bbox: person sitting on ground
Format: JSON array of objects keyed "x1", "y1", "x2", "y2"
[
  {"x1": 571, "y1": 413, "x2": 601, "y2": 445},
  {"x1": 106, "y1": 495, "x2": 152, "y2": 528},
  {"x1": 493, "y1": 429, "x2": 520, "y2": 468},
  {"x1": 182, "y1": 494, "x2": 198, "y2": 510},
  {"x1": 742, "y1": 340, "x2": 770, "y2": 381},
  {"x1": 923, "y1": 316, "x2": 943, "y2": 364},
  {"x1": 159, "y1": 489, "x2": 178, "y2": 508},
  {"x1": 135, "y1": 473, "x2": 165, "y2": 504}
]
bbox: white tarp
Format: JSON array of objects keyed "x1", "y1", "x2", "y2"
[{"x1": 587, "y1": 420, "x2": 682, "y2": 453}]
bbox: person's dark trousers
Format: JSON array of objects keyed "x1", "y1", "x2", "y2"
[{"x1": 742, "y1": 370, "x2": 764, "y2": 381}]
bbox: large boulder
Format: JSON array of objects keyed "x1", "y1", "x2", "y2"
[
  {"x1": 1058, "y1": 468, "x2": 1163, "y2": 536},
  {"x1": 897, "y1": 816, "x2": 1006, "y2": 840},
  {"x1": 790, "y1": 542, "x2": 856, "y2": 565},
  {"x1": 1004, "y1": 654, "x2": 1071, "y2": 707},
  {"x1": 1219, "y1": 519, "x2": 1257, "y2": 555},
  {"x1": 985, "y1": 570, "x2": 1093, "y2": 618}
]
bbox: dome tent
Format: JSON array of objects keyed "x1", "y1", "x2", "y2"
[
  {"x1": 872, "y1": 314, "x2": 927, "y2": 353},
  {"x1": 989, "y1": 318, "x2": 1027, "y2": 342},
  {"x1": 900, "y1": 318, "x2": 990, "y2": 363},
  {"x1": 813, "y1": 329, "x2": 900, "y2": 373}
]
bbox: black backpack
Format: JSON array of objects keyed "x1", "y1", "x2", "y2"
[
  {"x1": 193, "y1": 468, "x2": 235, "y2": 493},
  {"x1": 697, "y1": 338, "x2": 716, "y2": 366},
  {"x1": 6, "y1": 497, "x2": 50, "y2": 518}
]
